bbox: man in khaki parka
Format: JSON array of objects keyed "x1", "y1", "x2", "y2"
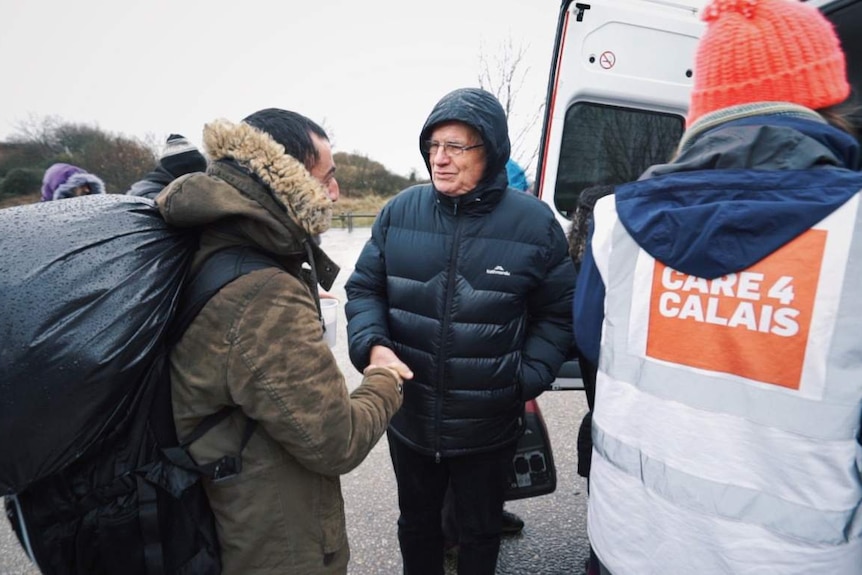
[{"x1": 155, "y1": 108, "x2": 408, "y2": 575}]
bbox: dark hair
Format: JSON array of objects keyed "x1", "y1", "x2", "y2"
[
  {"x1": 568, "y1": 184, "x2": 616, "y2": 268},
  {"x1": 818, "y1": 96, "x2": 861, "y2": 140},
  {"x1": 242, "y1": 108, "x2": 329, "y2": 170}
]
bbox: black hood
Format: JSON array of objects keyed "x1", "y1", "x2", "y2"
[{"x1": 419, "y1": 88, "x2": 511, "y2": 191}]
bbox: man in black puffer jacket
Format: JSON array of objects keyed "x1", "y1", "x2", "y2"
[{"x1": 345, "y1": 87, "x2": 575, "y2": 575}]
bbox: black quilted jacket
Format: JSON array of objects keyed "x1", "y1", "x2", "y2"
[{"x1": 345, "y1": 88, "x2": 575, "y2": 457}]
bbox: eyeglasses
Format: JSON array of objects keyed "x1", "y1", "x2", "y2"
[{"x1": 422, "y1": 140, "x2": 484, "y2": 157}]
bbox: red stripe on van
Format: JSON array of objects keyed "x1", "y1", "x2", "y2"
[{"x1": 538, "y1": 9, "x2": 570, "y2": 200}]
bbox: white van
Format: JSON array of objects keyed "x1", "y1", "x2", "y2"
[
  {"x1": 540, "y1": 0, "x2": 862, "y2": 388},
  {"x1": 536, "y1": 0, "x2": 861, "y2": 225}
]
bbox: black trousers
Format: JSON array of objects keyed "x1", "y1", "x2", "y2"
[{"x1": 387, "y1": 430, "x2": 515, "y2": 575}]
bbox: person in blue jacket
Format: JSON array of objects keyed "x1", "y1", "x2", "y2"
[
  {"x1": 346, "y1": 87, "x2": 574, "y2": 575},
  {"x1": 574, "y1": 0, "x2": 862, "y2": 573},
  {"x1": 505, "y1": 158, "x2": 529, "y2": 192}
]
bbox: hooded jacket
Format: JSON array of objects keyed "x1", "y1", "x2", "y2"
[
  {"x1": 157, "y1": 119, "x2": 403, "y2": 575},
  {"x1": 40, "y1": 163, "x2": 106, "y2": 201},
  {"x1": 574, "y1": 104, "x2": 862, "y2": 573},
  {"x1": 345, "y1": 88, "x2": 574, "y2": 457}
]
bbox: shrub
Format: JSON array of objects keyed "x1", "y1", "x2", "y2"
[{"x1": 0, "y1": 168, "x2": 42, "y2": 199}]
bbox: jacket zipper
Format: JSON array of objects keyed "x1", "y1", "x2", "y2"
[{"x1": 434, "y1": 198, "x2": 462, "y2": 462}]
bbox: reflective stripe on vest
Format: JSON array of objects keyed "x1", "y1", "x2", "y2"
[{"x1": 588, "y1": 194, "x2": 862, "y2": 568}]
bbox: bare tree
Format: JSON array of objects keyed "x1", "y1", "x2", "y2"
[
  {"x1": 9, "y1": 114, "x2": 65, "y2": 158},
  {"x1": 477, "y1": 37, "x2": 544, "y2": 179}
]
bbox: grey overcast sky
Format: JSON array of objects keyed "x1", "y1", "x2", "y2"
[{"x1": 0, "y1": 0, "x2": 560, "y2": 179}]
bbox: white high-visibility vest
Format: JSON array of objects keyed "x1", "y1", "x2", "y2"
[{"x1": 588, "y1": 193, "x2": 862, "y2": 575}]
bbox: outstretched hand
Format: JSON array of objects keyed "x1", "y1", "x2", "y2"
[{"x1": 366, "y1": 345, "x2": 414, "y2": 380}]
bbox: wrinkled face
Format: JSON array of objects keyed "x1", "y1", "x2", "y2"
[
  {"x1": 309, "y1": 132, "x2": 339, "y2": 202},
  {"x1": 427, "y1": 122, "x2": 486, "y2": 197}
]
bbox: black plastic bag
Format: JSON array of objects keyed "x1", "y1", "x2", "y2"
[{"x1": 0, "y1": 194, "x2": 196, "y2": 494}]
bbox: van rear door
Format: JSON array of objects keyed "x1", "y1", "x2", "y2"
[
  {"x1": 535, "y1": 0, "x2": 705, "y2": 227},
  {"x1": 537, "y1": 0, "x2": 706, "y2": 389},
  {"x1": 541, "y1": 0, "x2": 861, "y2": 389}
]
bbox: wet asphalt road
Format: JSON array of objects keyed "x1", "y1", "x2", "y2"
[{"x1": 0, "y1": 227, "x2": 591, "y2": 575}]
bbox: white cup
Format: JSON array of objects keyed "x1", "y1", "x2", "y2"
[{"x1": 320, "y1": 298, "x2": 338, "y2": 347}]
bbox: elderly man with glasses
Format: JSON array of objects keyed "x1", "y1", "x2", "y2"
[{"x1": 345, "y1": 87, "x2": 575, "y2": 575}]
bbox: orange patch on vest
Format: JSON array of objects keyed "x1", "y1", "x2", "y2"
[{"x1": 646, "y1": 230, "x2": 826, "y2": 389}]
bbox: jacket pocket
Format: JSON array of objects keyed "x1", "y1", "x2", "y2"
[{"x1": 318, "y1": 474, "x2": 347, "y2": 555}]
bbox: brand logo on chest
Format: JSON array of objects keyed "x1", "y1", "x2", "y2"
[{"x1": 486, "y1": 265, "x2": 511, "y2": 276}]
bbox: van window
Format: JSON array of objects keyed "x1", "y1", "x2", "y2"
[{"x1": 553, "y1": 102, "x2": 684, "y2": 217}]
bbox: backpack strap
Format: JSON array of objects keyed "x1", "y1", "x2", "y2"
[
  {"x1": 163, "y1": 244, "x2": 283, "y2": 479},
  {"x1": 140, "y1": 245, "x2": 282, "y2": 575},
  {"x1": 170, "y1": 246, "x2": 284, "y2": 345}
]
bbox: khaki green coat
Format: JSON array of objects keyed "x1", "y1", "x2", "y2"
[{"x1": 156, "y1": 119, "x2": 402, "y2": 575}]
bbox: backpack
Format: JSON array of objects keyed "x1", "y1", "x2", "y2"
[{"x1": 0, "y1": 195, "x2": 282, "y2": 574}]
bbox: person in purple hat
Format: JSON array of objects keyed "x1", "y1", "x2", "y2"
[{"x1": 40, "y1": 163, "x2": 106, "y2": 201}]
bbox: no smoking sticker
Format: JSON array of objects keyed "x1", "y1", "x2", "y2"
[{"x1": 599, "y1": 51, "x2": 616, "y2": 69}]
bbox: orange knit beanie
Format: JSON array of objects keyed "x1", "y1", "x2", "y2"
[{"x1": 688, "y1": 0, "x2": 850, "y2": 126}]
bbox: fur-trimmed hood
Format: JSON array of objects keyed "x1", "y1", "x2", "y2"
[
  {"x1": 41, "y1": 163, "x2": 106, "y2": 201},
  {"x1": 56, "y1": 172, "x2": 106, "y2": 199},
  {"x1": 155, "y1": 119, "x2": 339, "y2": 290},
  {"x1": 203, "y1": 119, "x2": 333, "y2": 236}
]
